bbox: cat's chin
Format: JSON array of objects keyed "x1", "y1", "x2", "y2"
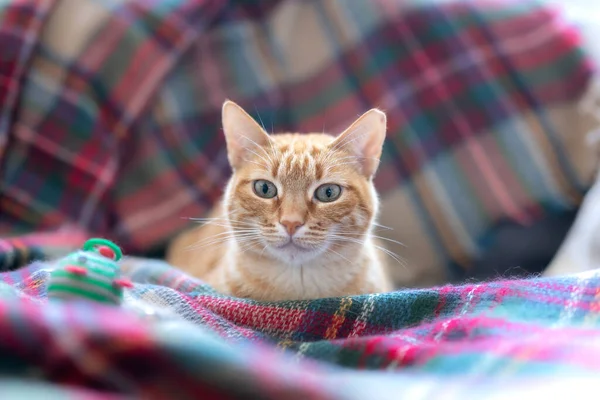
[
  {"x1": 276, "y1": 242, "x2": 309, "y2": 252},
  {"x1": 266, "y1": 242, "x2": 322, "y2": 266}
]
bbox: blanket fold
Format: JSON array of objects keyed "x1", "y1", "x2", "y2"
[{"x1": 0, "y1": 238, "x2": 599, "y2": 398}]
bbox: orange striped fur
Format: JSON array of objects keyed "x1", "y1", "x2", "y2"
[{"x1": 166, "y1": 100, "x2": 392, "y2": 301}]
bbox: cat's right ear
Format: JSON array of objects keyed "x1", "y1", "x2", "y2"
[{"x1": 222, "y1": 100, "x2": 271, "y2": 170}]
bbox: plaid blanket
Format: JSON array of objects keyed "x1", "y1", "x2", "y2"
[
  {"x1": 0, "y1": 0, "x2": 597, "y2": 287},
  {"x1": 1, "y1": 234, "x2": 600, "y2": 399},
  {"x1": 2, "y1": 0, "x2": 600, "y2": 397}
]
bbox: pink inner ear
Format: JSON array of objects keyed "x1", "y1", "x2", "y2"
[{"x1": 333, "y1": 110, "x2": 386, "y2": 177}]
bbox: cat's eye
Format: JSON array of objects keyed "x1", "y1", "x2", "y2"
[
  {"x1": 253, "y1": 180, "x2": 277, "y2": 199},
  {"x1": 314, "y1": 184, "x2": 342, "y2": 203}
]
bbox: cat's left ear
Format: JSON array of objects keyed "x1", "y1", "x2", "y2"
[
  {"x1": 330, "y1": 109, "x2": 387, "y2": 178},
  {"x1": 222, "y1": 100, "x2": 272, "y2": 170}
]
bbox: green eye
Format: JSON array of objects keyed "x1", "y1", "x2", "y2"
[
  {"x1": 253, "y1": 180, "x2": 277, "y2": 199},
  {"x1": 315, "y1": 184, "x2": 342, "y2": 203}
]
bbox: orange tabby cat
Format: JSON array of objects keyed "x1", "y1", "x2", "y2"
[{"x1": 166, "y1": 100, "x2": 393, "y2": 301}]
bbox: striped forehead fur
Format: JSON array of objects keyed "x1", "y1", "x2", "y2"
[{"x1": 260, "y1": 134, "x2": 350, "y2": 185}]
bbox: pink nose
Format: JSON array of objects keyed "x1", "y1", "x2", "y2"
[{"x1": 280, "y1": 220, "x2": 304, "y2": 236}]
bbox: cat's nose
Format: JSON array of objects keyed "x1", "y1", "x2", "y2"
[{"x1": 280, "y1": 219, "x2": 304, "y2": 236}]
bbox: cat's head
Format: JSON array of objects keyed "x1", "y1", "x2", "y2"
[{"x1": 221, "y1": 100, "x2": 386, "y2": 266}]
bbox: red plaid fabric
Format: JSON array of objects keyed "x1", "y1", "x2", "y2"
[{"x1": 0, "y1": 0, "x2": 596, "y2": 286}]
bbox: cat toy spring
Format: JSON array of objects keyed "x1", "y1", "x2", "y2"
[{"x1": 47, "y1": 238, "x2": 133, "y2": 305}]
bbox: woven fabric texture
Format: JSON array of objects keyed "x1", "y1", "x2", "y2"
[{"x1": 0, "y1": 235, "x2": 599, "y2": 398}]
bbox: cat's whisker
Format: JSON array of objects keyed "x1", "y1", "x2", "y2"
[
  {"x1": 217, "y1": 223, "x2": 262, "y2": 231},
  {"x1": 242, "y1": 146, "x2": 271, "y2": 168},
  {"x1": 320, "y1": 139, "x2": 379, "y2": 174},
  {"x1": 345, "y1": 226, "x2": 392, "y2": 234},
  {"x1": 185, "y1": 237, "x2": 235, "y2": 251},
  {"x1": 237, "y1": 239, "x2": 263, "y2": 255},
  {"x1": 323, "y1": 126, "x2": 381, "y2": 173},
  {"x1": 254, "y1": 106, "x2": 268, "y2": 132},
  {"x1": 327, "y1": 234, "x2": 365, "y2": 246},
  {"x1": 200, "y1": 231, "x2": 262, "y2": 243},
  {"x1": 240, "y1": 134, "x2": 275, "y2": 166},
  {"x1": 328, "y1": 125, "x2": 366, "y2": 153},
  {"x1": 183, "y1": 231, "x2": 237, "y2": 247},
  {"x1": 186, "y1": 216, "x2": 256, "y2": 226},
  {"x1": 187, "y1": 235, "x2": 263, "y2": 252},
  {"x1": 328, "y1": 158, "x2": 381, "y2": 170},
  {"x1": 194, "y1": 229, "x2": 259, "y2": 242},
  {"x1": 372, "y1": 222, "x2": 394, "y2": 230},
  {"x1": 326, "y1": 248, "x2": 354, "y2": 265},
  {"x1": 329, "y1": 153, "x2": 362, "y2": 165},
  {"x1": 186, "y1": 231, "x2": 262, "y2": 250},
  {"x1": 190, "y1": 221, "x2": 244, "y2": 230},
  {"x1": 327, "y1": 235, "x2": 407, "y2": 269},
  {"x1": 333, "y1": 125, "x2": 369, "y2": 151},
  {"x1": 188, "y1": 221, "x2": 257, "y2": 231},
  {"x1": 186, "y1": 217, "x2": 260, "y2": 230},
  {"x1": 333, "y1": 231, "x2": 406, "y2": 247},
  {"x1": 329, "y1": 161, "x2": 362, "y2": 168},
  {"x1": 368, "y1": 235, "x2": 406, "y2": 247},
  {"x1": 266, "y1": 136, "x2": 278, "y2": 161},
  {"x1": 214, "y1": 213, "x2": 275, "y2": 229},
  {"x1": 259, "y1": 244, "x2": 269, "y2": 257},
  {"x1": 243, "y1": 157, "x2": 269, "y2": 170},
  {"x1": 328, "y1": 139, "x2": 383, "y2": 174},
  {"x1": 372, "y1": 245, "x2": 407, "y2": 268},
  {"x1": 334, "y1": 155, "x2": 381, "y2": 163}
]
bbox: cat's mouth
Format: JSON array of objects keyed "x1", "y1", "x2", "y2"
[
  {"x1": 276, "y1": 242, "x2": 310, "y2": 252},
  {"x1": 266, "y1": 238, "x2": 327, "y2": 265}
]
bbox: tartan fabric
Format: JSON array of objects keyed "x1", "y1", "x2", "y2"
[
  {"x1": 0, "y1": 239, "x2": 600, "y2": 398},
  {"x1": 0, "y1": 0, "x2": 54, "y2": 160},
  {"x1": 0, "y1": 228, "x2": 86, "y2": 271},
  {"x1": 0, "y1": 0, "x2": 596, "y2": 286}
]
